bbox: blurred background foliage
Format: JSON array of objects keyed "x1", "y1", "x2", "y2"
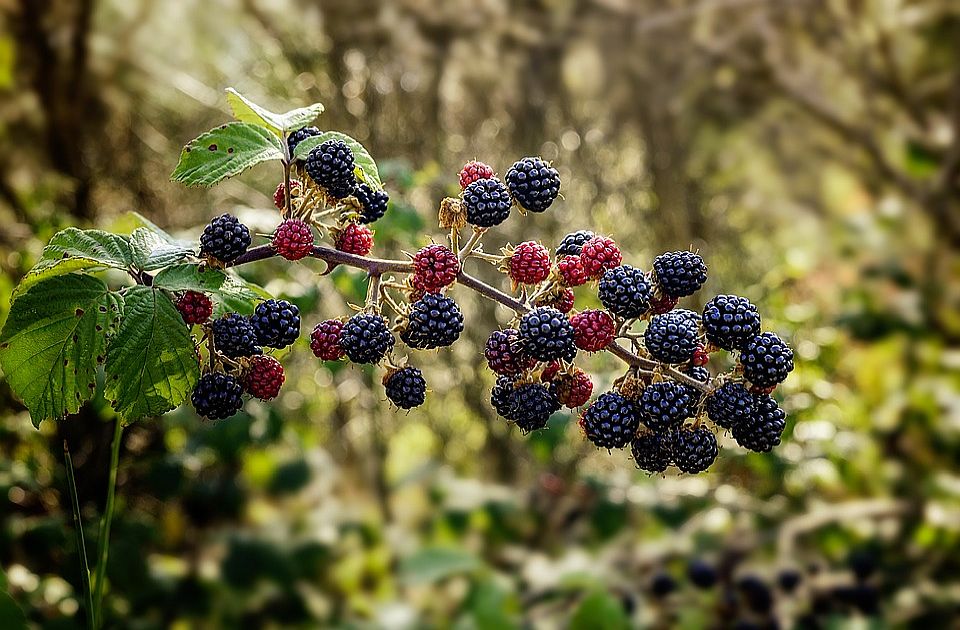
[{"x1": 1, "y1": 0, "x2": 959, "y2": 627}]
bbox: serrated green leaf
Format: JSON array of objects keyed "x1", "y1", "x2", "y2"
[
  {"x1": 13, "y1": 228, "x2": 133, "y2": 299},
  {"x1": 130, "y1": 228, "x2": 194, "y2": 271},
  {"x1": 125, "y1": 211, "x2": 195, "y2": 248},
  {"x1": 170, "y1": 122, "x2": 284, "y2": 187},
  {"x1": 153, "y1": 264, "x2": 267, "y2": 315},
  {"x1": 293, "y1": 131, "x2": 382, "y2": 189},
  {"x1": 104, "y1": 286, "x2": 199, "y2": 422},
  {"x1": 225, "y1": 88, "x2": 324, "y2": 137},
  {"x1": 0, "y1": 275, "x2": 123, "y2": 427}
]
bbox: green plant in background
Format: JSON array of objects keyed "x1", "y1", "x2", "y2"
[{"x1": 0, "y1": 88, "x2": 795, "y2": 627}]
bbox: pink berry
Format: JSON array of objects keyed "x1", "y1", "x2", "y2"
[
  {"x1": 557, "y1": 255, "x2": 588, "y2": 287},
  {"x1": 579, "y1": 236, "x2": 622, "y2": 279},
  {"x1": 413, "y1": 244, "x2": 460, "y2": 292},
  {"x1": 458, "y1": 160, "x2": 495, "y2": 189},
  {"x1": 310, "y1": 320, "x2": 345, "y2": 361},
  {"x1": 554, "y1": 368, "x2": 593, "y2": 408},
  {"x1": 570, "y1": 309, "x2": 615, "y2": 352},
  {"x1": 335, "y1": 223, "x2": 374, "y2": 256},
  {"x1": 246, "y1": 355, "x2": 285, "y2": 400},
  {"x1": 508, "y1": 241, "x2": 551, "y2": 286},
  {"x1": 272, "y1": 218, "x2": 314, "y2": 261},
  {"x1": 176, "y1": 291, "x2": 213, "y2": 325},
  {"x1": 273, "y1": 179, "x2": 302, "y2": 210}
]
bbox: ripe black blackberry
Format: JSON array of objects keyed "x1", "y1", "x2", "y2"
[
  {"x1": 354, "y1": 182, "x2": 389, "y2": 224},
  {"x1": 673, "y1": 425, "x2": 718, "y2": 473},
  {"x1": 705, "y1": 382, "x2": 755, "y2": 430},
  {"x1": 401, "y1": 293, "x2": 464, "y2": 349},
  {"x1": 505, "y1": 156, "x2": 561, "y2": 213},
  {"x1": 702, "y1": 294, "x2": 761, "y2": 350},
  {"x1": 511, "y1": 382, "x2": 560, "y2": 433},
  {"x1": 517, "y1": 306, "x2": 577, "y2": 362},
  {"x1": 340, "y1": 313, "x2": 395, "y2": 364},
  {"x1": 484, "y1": 328, "x2": 534, "y2": 375},
  {"x1": 287, "y1": 126, "x2": 320, "y2": 160},
  {"x1": 739, "y1": 332, "x2": 794, "y2": 388},
  {"x1": 732, "y1": 394, "x2": 785, "y2": 452},
  {"x1": 687, "y1": 560, "x2": 718, "y2": 590},
  {"x1": 463, "y1": 177, "x2": 513, "y2": 227},
  {"x1": 643, "y1": 309, "x2": 702, "y2": 364},
  {"x1": 556, "y1": 230, "x2": 595, "y2": 257},
  {"x1": 598, "y1": 265, "x2": 652, "y2": 318},
  {"x1": 250, "y1": 299, "x2": 301, "y2": 349},
  {"x1": 638, "y1": 381, "x2": 694, "y2": 432},
  {"x1": 191, "y1": 372, "x2": 244, "y2": 420},
  {"x1": 384, "y1": 366, "x2": 427, "y2": 409},
  {"x1": 680, "y1": 364, "x2": 710, "y2": 406},
  {"x1": 212, "y1": 313, "x2": 261, "y2": 358},
  {"x1": 305, "y1": 139, "x2": 356, "y2": 199},
  {"x1": 652, "y1": 251, "x2": 708, "y2": 298},
  {"x1": 631, "y1": 429, "x2": 672, "y2": 473},
  {"x1": 580, "y1": 391, "x2": 641, "y2": 449},
  {"x1": 650, "y1": 573, "x2": 677, "y2": 598},
  {"x1": 491, "y1": 375, "x2": 519, "y2": 419},
  {"x1": 199, "y1": 214, "x2": 251, "y2": 264}
]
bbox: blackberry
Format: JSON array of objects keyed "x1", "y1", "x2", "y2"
[
  {"x1": 777, "y1": 569, "x2": 802, "y2": 593},
  {"x1": 739, "y1": 332, "x2": 794, "y2": 388},
  {"x1": 650, "y1": 573, "x2": 677, "y2": 598},
  {"x1": 569, "y1": 309, "x2": 615, "y2": 352},
  {"x1": 384, "y1": 366, "x2": 427, "y2": 409},
  {"x1": 652, "y1": 250, "x2": 708, "y2": 298},
  {"x1": 491, "y1": 375, "x2": 519, "y2": 419},
  {"x1": 287, "y1": 126, "x2": 320, "y2": 160},
  {"x1": 463, "y1": 177, "x2": 512, "y2": 227},
  {"x1": 705, "y1": 382, "x2": 755, "y2": 430},
  {"x1": 643, "y1": 309, "x2": 702, "y2": 364},
  {"x1": 272, "y1": 218, "x2": 314, "y2": 261},
  {"x1": 310, "y1": 319, "x2": 346, "y2": 361},
  {"x1": 273, "y1": 179, "x2": 302, "y2": 210},
  {"x1": 212, "y1": 313, "x2": 261, "y2": 358},
  {"x1": 552, "y1": 368, "x2": 593, "y2": 408},
  {"x1": 598, "y1": 265, "x2": 651, "y2": 318},
  {"x1": 484, "y1": 328, "x2": 534, "y2": 375},
  {"x1": 732, "y1": 394, "x2": 785, "y2": 452},
  {"x1": 199, "y1": 214, "x2": 251, "y2": 264},
  {"x1": 687, "y1": 560, "x2": 718, "y2": 590},
  {"x1": 737, "y1": 576, "x2": 774, "y2": 615},
  {"x1": 517, "y1": 307, "x2": 577, "y2": 362},
  {"x1": 401, "y1": 293, "x2": 464, "y2": 349},
  {"x1": 340, "y1": 313, "x2": 395, "y2": 364},
  {"x1": 305, "y1": 139, "x2": 356, "y2": 199},
  {"x1": 334, "y1": 223, "x2": 374, "y2": 256},
  {"x1": 505, "y1": 156, "x2": 560, "y2": 213},
  {"x1": 580, "y1": 391, "x2": 641, "y2": 449},
  {"x1": 631, "y1": 430, "x2": 672, "y2": 473},
  {"x1": 507, "y1": 241, "x2": 551, "y2": 286},
  {"x1": 245, "y1": 355, "x2": 285, "y2": 401},
  {"x1": 638, "y1": 381, "x2": 694, "y2": 432},
  {"x1": 176, "y1": 291, "x2": 213, "y2": 325},
  {"x1": 412, "y1": 244, "x2": 460, "y2": 292},
  {"x1": 579, "y1": 236, "x2": 622, "y2": 279},
  {"x1": 250, "y1": 299, "x2": 301, "y2": 349},
  {"x1": 458, "y1": 161, "x2": 495, "y2": 189},
  {"x1": 354, "y1": 182, "x2": 389, "y2": 224},
  {"x1": 673, "y1": 425, "x2": 718, "y2": 473},
  {"x1": 511, "y1": 382, "x2": 560, "y2": 433},
  {"x1": 191, "y1": 372, "x2": 244, "y2": 420},
  {"x1": 556, "y1": 255, "x2": 588, "y2": 287},
  {"x1": 556, "y1": 230, "x2": 595, "y2": 257},
  {"x1": 535, "y1": 287, "x2": 575, "y2": 314},
  {"x1": 702, "y1": 295, "x2": 761, "y2": 350},
  {"x1": 680, "y1": 364, "x2": 710, "y2": 406}
]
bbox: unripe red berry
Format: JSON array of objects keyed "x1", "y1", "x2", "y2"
[
  {"x1": 692, "y1": 346, "x2": 709, "y2": 366},
  {"x1": 273, "y1": 179, "x2": 302, "y2": 210},
  {"x1": 580, "y1": 236, "x2": 622, "y2": 279},
  {"x1": 176, "y1": 291, "x2": 213, "y2": 325},
  {"x1": 749, "y1": 384, "x2": 777, "y2": 395},
  {"x1": 413, "y1": 244, "x2": 460, "y2": 291},
  {"x1": 272, "y1": 218, "x2": 314, "y2": 261},
  {"x1": 535, "y1": 288, "x2": 575, "y2": 314},
  {"x1": 310, "y1": 319, "x2": 346, "y2": 361},
  {"x1": 570, "y1": 309, "x2": 616, "y2": 352},
  {"x1": 649, "y1": 294, "x2": 679, "y2": 314},
  {"x1": 335, "y1": 223, "x2": 374, "y2": 256},
  {"x1": 246, "y1": 355, "x2": 285, "y2": 400},
  {"x1": 541, "y1": 360, "x2": 562, "y2": 383},
  {"x1": 458, "y1": 160, "x2": 495, "y2": 189},
  {"x1": 554, "y1": 368, "x2": 593, "y2": 408},
  {"x1": 556, "y1": 255, "x2": 588, "y2": 287},
  {"x1": 409, "y1": 274, "x2": 428, "y2": 302},
  {"x1": 508, "y1": 241, "x2": 551, "y2": 286}
]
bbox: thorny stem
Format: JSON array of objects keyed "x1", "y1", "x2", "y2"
[
  {"x1": 365, "y1": 273, "x2": 383, "y2": 311},
  {"x1": 457, "y1": 228, "x2": 486, "y2": 262}
]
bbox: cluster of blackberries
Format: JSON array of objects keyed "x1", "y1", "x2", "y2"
[
  {"x1": 187, "y1": 298, "x2": 300, "y2": 420},
  {"x1": 457, "y1": 157, "x2": 561, "y2": 228}
]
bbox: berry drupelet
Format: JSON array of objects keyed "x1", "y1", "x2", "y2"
[
  {"x1": 200, "y1": 214, "x2": 251, "y2": 264},
  {"x1": 579, "y1": 235, "x2": 622, "y2": 279},
  {"x1": 401, "y1": 293, "x2": 464, "y2": 349},
  {"x1": 652, "y1": 250, "x2": 708, "y2": 298},
  {"x1": 250, "y1": 299, "x2": 300, "y2": 349},
  {"x1": 212, "y1": 313, "x2": 261, "y2": 358},
  {"x1": 463, "y1": 177, "x2": 513, "y2": 227},
  {"x1": 702, "y1": 294, "x2": 761, "y2": 350},
  {"x1": 739, "y1": 332, "x2": 794, "y2": 388},
  {"x1": 598, "y1": 265, "x2": 651, "y2": 318},
  {"x1": 458, "y1": 160, "x2": 495, "y2": 189},
  {"x1": 353, "y1": 183, "x2": 390, "y2": 224},
  {"x1": 505, "y1": 156, "x2": 561, "y2": 213},
  {"x1": 733, "y1": 394, "x2": 786, "y2": 452},
  {"x1": 511, "y1": 382, "x2": 560, "y2": 433},
  {"x1": 507, "y1": 241, "x2": 551, "y2": 286},
  {"x1": 556, "y1": 255, "x2": 588, "y2": 287},
  {"x1": 304, "y1": 139, "x2": 356, "y2": 199},
  {"x1": 491, "y1": 375, "x2": 519, "y2": 419},
  {"x1": 644, "y1": 309, "x2": 702, "y2": 364},
  {"x1": 552, "y1": 368, "x2": 593, "y2": 408},
  {"x1": 340, "y1": 313, "x2": 395, "y2": 364},
  {"x1": 192, "y1": 372, "x2": 244, "y2": 420},
  {"x1": 580, "y1": 391, "x2": 641, "y2": 449},
  {"x1": 517, "y1": 306, "x2": 578, "y2": 362},
  {"x1": 334, "y1": 223, "x2": 374, "y2": 256},
  {"x1": 384, "y1": 366, "x2": 427, "y2": 409}
]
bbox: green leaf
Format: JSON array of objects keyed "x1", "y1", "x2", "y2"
[
  {"x1": 13, "y1": 228, "x2": 133, "y2": 299},
  {"x1": 153, "y1": 264, "x2": 266, "y2": 315},
  {"x1": 570, "y1": 590, "x2": 630, "y2": 630},
  {"x1": 399, "y1": 548, "x2": 480, "y2": 585},
  {"x1": 125, "y1": 211, "x2": 193, "y2": 248},
  {"x1": 170, "y1": 122, "x2": 284, "y2": 187},
  {"x1": 0, "y1": 275, "x2": 122, "y2": 427},
  {"x1": 130, "y1": 228, "x2": 194, "y2": 271},
  {"x1": 104, "y1": 286, "x2": 200, "y2": 422},
  {"x1": 225, "y1": 88, "x2": 323, "y2": 137},
  {"x1": 293, "y1": 131, "x2": 382, "y2": 190}
]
